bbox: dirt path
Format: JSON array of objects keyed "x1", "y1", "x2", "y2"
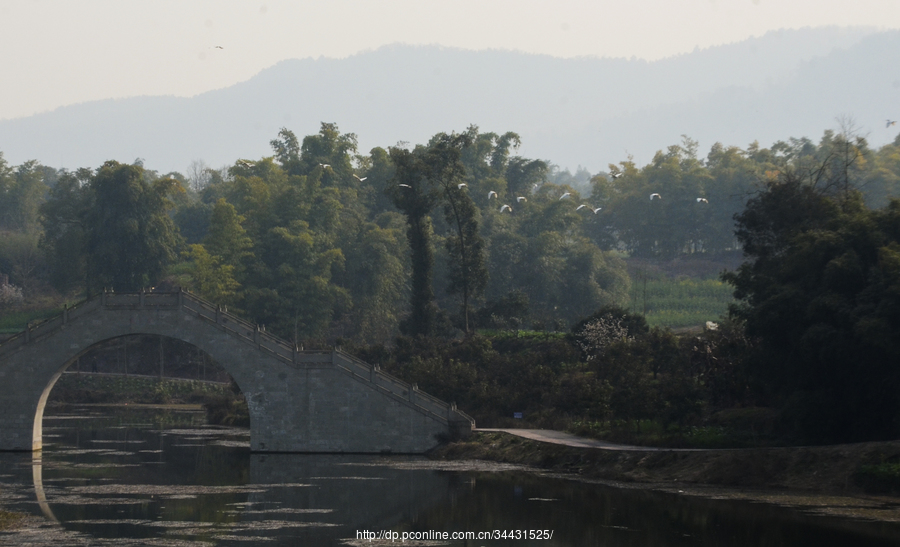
[{"x1": 475, "y1": 428, "x2": 701, "y2": 451}]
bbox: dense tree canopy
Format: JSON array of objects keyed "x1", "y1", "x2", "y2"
[
  {"x1": 725, "y1": 169, "x2": 900, "y2": 442},
  {"x1": 0, "y1": 124, "x2": 896, "y2": 353}
]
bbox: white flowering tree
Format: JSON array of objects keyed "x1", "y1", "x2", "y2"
[
  {"x1": 0, "y1": 282, "x2": 24, "y2": 310},
  {"x1": 577, "y1": 313, "x2": 633, "y2": 361}
]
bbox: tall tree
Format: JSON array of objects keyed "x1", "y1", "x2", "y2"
[
  {"x1": 427, "y1": 133, "x2": 487, "y2": 334},
  {"x1": 82, "y1": 161, "x2": 183, "y2": 293},
  {"x1": 39, "y1": 168, "x2": 92, "y2": 293},
  {"x1": 388, "y1": 146, "x2": 442, "y2": 337}
]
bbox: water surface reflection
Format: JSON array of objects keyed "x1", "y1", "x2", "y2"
[{"x1": 0, "y1": 407, "x2": 898, "y2": 545}]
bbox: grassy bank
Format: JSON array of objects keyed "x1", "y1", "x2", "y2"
[
  {"x1": 0, "y1": 304, "x2": 64, "y2": 334},
  {"x1": 568, "y1": 407, "x2": 784, "y2": 449},
  {"x1": 431, "y1": 431, "x2": 900, "y2": 496}
]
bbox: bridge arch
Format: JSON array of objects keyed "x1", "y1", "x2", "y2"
[
  {"x1": 0, "y1": 291, "x2": 473, "y2": 453},
  {"x1": 35, "y1": 333, "x2": 243, "y2": 440}
]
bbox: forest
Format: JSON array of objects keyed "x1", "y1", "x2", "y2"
[{"x1": 2, "y1": 123, "x2": 900, "y2": 445}]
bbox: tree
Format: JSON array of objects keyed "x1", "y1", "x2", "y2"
[
  {"x1": 388, "y1": 145, "x2": 442, "y2": 337},
  {"x1": 182, "y1": 244, "x2": 240, "y2": 303},
  {"x1": 0, "y1": 156, "x2": 47, "y2": 233},
  {"x1": 476, "y1": 289, "x2": 530, "y2": 332},
  {"x1": 429, "y1": 133, "x2": 487, "y2": 334},
  {"x1": 204, "y1": 198, "x2": 253, "y2": 271},
  {"x1": 82, "y1": 161, "x2": 183, "y2": 293},
  {"x1": 39, "y1": 168, "x2": 93, "y2": 293},
  {"x1": 336, "y1": 214, "x2": 409, "y2": 343},
  {"x1": 724, "y1": 169, "x2": 900, "y2": 442}
]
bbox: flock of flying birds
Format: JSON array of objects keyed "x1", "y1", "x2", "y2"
[
  {"x1": 396, "y1": 177, "x2": 710, "y2": 213},
  {"x1": 238, "y1": 159, "x2": 711, "y2": 212}
]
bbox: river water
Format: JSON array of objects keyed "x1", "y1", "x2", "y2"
[{"x1": 0, "y1": 406, "x2": 899, "y2": 545}]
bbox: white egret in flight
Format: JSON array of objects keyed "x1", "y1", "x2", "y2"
[
  {"x1": 353, "y1": 174, "x2": 367, "y2": 182},
  {"x1": 592, "y1": 207, "x2": 602, "y2": 214},
  {"x1": 488, "y1": 190, "x2": 498, "y2": 199},
  {"x1": 398, "y1": 184, "x2": 412, "y2": 189},
  {"x1": 576, "y1": 204, "x2": 588, "y2": 211},
  {"x1": 517, "y1": 196, "x2": 527, "y2": 202},
  {"x1": 499, "y1": 204, "x2": 512, "y2": 213},
  {"x1": 696, "y1": 198, "x2": 708, "y2": 204},
  {"x1": 650, "y1": 193, "x2": 661, "y2": 200},
  {"x1": 458, "y1": 183, "x2": 467, "y2": 189},
  {"x1": 559, "y1": 192, "x2": 572, "y2": 200}
]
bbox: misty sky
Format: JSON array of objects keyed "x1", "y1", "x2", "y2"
[{"x1": 2, "y1": 0, "x2": 899, "y2": 121}]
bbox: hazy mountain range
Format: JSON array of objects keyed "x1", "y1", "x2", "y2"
[{"x1": 2, "y1": 26, "x2": 898, "y2": 175}]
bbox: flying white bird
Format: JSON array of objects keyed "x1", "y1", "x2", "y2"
[
  {"x1": 458, "y1": 183, "x2": 467, "y2": 189},
  {"x1": 650, "y1": 193, "x2": 661, "y2": 201},
  {"x1": 398, "y1": 184, "x2": 412, "y2": 189},
  {"x1": 696, "y1": 197, "x2": 709, "y2": 204},
  {"x1": 488, "y1": 190, "x2": 498, "y2": 199},
  {"x1": 888, "y1": 120, "x2": 897, "y2": 128},
  {"x1": 319, "y1": 163, "x2": 330, "y2": 168},
  {"x1": 611, "y1": 172, "x2": 623, "y2": 179},
  {"x1": 517, "y1": 196, "x2": 527, "y2": 203},
  {"x1": 499, "y1": 204, "x2": 512, "y2": 213},
  {"x1": 576, "y1": 204, "x2": 588, "y2": 211},
  {"x1": 559, "y1": 192, "x2": 571, "y2": 200},
  {"x1": 353, "y1": 174, "x2": 367, "y2": 182},
  {"x1": 592, "y1": 207, "x2": 602, "y2": 214}
]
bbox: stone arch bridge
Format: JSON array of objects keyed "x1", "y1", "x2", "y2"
[{"x1": 0, "y1": 291, "x2": 473, "y2": 453}]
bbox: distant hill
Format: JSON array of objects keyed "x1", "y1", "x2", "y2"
[{"x1": 1, "y1": 26, "x2": 897, "y2": 174}]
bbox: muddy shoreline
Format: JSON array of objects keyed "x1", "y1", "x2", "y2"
[{"x1": 429, "y1": 431, "x2": 900, "y2": 523}]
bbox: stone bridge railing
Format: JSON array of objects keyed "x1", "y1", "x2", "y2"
[{"x1": 0, "y1": 290, "x2": 475, "y2": 431}]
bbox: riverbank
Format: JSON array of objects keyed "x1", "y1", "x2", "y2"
[{"x1": 430, "y1": 430, "x2": 900, "y2": 501}]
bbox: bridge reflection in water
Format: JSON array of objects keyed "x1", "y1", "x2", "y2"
[{"x1": 5, "y1": 407, "x2": 900, "y2": 547}]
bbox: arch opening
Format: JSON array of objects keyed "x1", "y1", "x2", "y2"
[{"x1": 35, "y1": 334, "x2": 250, "y2": 451}]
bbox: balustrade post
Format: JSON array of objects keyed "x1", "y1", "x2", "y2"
[
  {"x1": 409, "y1": 383, "x2": 417, "y2": 403},
  {"x1": 254, "y1": 325, "x2": 260, "y2": 346}
]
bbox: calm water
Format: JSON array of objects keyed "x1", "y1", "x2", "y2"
[{"x1": 0, "y1": 407, "x2": 898, "y2": 545}]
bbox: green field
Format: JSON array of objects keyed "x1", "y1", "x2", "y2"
[
  {"x1": 0, "y1": 306, "x2": 63, "y2": 334},
  {"x1": 628, "y1": 277, "x2": 734, "y2": 329}
]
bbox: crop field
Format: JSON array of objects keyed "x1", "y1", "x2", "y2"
[{"x1": 628, "y1": 275, "x2": 735, "y2": 329}]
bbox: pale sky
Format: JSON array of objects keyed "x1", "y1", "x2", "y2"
[{"x1": 2, "y1": 0, "x2": 900, "y2": 121}]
